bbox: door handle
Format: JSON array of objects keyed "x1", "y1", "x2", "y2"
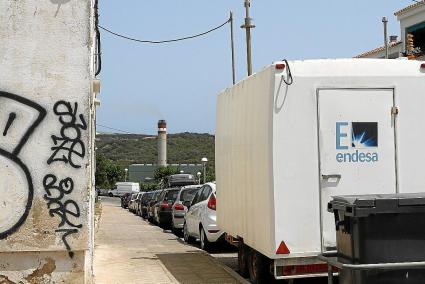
[{"x1": 322, "y1": 174, "x2": 341, "y2": 180}]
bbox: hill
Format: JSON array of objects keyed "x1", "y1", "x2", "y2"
[{"x1": 96, "y1": 132, "x2": 215, "y2": 169}]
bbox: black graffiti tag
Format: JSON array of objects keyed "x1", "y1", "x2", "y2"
[
  {"x1": 47, "y1": 101, "x2": 87, "y2": 168},
  {"x1": 0, "y1": 91, "x2": 46, "y2": 240},
  {"x1": 43, "y1": 174, "x2": 82, "y2": 258}
]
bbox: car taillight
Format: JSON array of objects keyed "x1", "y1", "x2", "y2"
[
  {"x1": 160, "y1": 201, "x2": 169, "y2": 209},
  {"x1": 207, "y1": 194, "x2": 216, "y2": 210},
  {"x1": 174, "y1": 203, "x2": 185, "y2": 211}
]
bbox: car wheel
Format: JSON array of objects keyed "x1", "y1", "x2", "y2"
[
  {"x1": 238, "y1": 242, "x2": 250, "y2": 277},
  {"x1": 183, "y1": 222, "x2": 195, "y2": 244},
  {"x1": 108, "y1": 193, "x2": 113, "y2": 197},
  {"x1": 200, "y1": 227, "x2": 212, "y2": 252},
  {"x1": 248, "y1": 250, "x2": 271, "y2": 284}
]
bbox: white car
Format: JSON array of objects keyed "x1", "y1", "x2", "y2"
[{"x1": 183, "y1": 182, "x2": 224, "y2": 251}]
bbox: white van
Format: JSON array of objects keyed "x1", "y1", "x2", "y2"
[
  {"x1": 216, "y1": 59, "x2": 425, "y2": 282},
  {"x1": 108, "y1": 182, "x2": 140, "y2": 197}
]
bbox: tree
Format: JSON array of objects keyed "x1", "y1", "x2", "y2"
[
  {"x1": 154, "y1": 166, "x2": 179, "y2": 186},
  {"x1": 140, "y1": 182, "x2": 158, "y2": 192},
  {"x1": 95, "y1": 153, "x2": 125, "y2": 188}
]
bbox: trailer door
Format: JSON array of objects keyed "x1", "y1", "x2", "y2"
[{"x1": 317, "y1": 89, "x2": 397, "y2": 251}]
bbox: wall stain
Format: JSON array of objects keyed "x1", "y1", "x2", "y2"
[{"x1": 24, "y1": 258, "x2": 56, "y2": 284}]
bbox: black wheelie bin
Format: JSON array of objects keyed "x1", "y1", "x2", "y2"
[{"x1": 328, "y1": 193, "x2": 425, "y2": 284}]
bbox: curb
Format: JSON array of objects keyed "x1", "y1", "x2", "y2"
[{"x1": 205, "y1": 252, "x2": 250, "y2": 284}]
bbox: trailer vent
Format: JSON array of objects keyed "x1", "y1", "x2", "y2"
[{"x1": 276, "y1": 241, "x2": 290, "y2": 254}]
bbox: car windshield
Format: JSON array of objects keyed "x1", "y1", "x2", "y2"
[
  {"x1": 165, "y1": 190, "x2": 179, "y2": 202},
  {"x1": 180, "y1": 187, "x2": 200, "y2": 201}
]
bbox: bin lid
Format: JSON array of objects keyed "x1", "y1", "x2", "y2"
[{"x1": 328, "y1": 193, "x2": 425, "y2": 217}]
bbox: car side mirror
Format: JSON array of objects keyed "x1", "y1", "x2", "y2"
[{"x1": 183, "y1": 200, "x2": 191, "y2": 208}]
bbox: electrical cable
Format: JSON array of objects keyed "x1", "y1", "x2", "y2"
[
  {"x1": 282, "y1": 59, "x2": 293, "y2": 85},
  {"x1": 94, "y1": 0, "x2": 101, "y2": 76},
  {"x1": 96, "y1": 124, "x2": 133, "y2": 134},
  {"x1": 98, "y1": 17, "x2": 231, "y2": 44}
]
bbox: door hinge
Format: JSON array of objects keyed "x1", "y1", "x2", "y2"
[{"x1": 391, "y1": 106, "x2": 399, "y2": 115}]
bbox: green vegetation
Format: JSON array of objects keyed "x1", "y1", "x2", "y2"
[
  {"x1": 96, "y1": 132, "x2": 215, "y2": 170},
  {"x1": 95, "y1": 153, "x2": 126, "y2": 188}
]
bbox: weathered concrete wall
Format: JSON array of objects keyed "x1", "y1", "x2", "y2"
[{"x1": 0, "y1": 1, "x2": 96, "y2": 283}]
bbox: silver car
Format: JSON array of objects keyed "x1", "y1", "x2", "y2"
[{"x1": 171, "y1": 185, "x2": 202, "y2": 234}]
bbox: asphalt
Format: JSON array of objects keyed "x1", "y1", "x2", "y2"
[{"x1": 93, "y1": 197, "x2": 247, "y2": 284}]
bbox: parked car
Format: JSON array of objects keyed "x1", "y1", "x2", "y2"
[
  {"x1": 134, "y1": 192, "x2": 145, "y2": 216},
  {"x1": 139, "y1": 191, "x2": 154, "y2": 219},
  {"x1": 171, "y1": 185, "x2": 202, "y2": 233},
  {"x1": 153, "y1": 188, "x2": 180, "y2": 228},
  {"x1": 97, "y1": 188, "x2": 110, "y2": 196},
  {"x1": 148, "y1": 190, "x2": 162, "y2": 223},
  {"x1": 108, "y1": 182, "x2": 140, "y2": 197},
  {"x1": 167, "y1": 174, "x2": 197, "y2": 187},
  {"x1": 184, "y1": 182, "x2": 223, "y2": 251},
  {"x1": 128, "y1": 193, "x2": 138, "y2": 213},
  {"x1": 121, "y1": 193, "x2": 132, "y2": 209}
]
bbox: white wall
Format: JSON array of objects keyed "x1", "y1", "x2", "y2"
[
  {"x1": 0, "y1": 1, "x2": 96, "y2": 283},
  {"x1": 398, "y1": 5, "x2": 425, "y2": 50}
]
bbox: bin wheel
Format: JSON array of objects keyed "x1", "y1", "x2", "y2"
[
  {"x1": 238, "y1": 242, "x2": 249, "y2": 277},
  {"x1": 248, "y1": 250, "x2": 271, "y2": 284}
]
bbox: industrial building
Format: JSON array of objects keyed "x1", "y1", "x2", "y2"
[{"x1": 128, "y1": 120, "x2": 204, "y2": 183}]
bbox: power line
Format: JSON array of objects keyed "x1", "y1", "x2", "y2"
[
  {"x1": 98, "y1": 17, "x2": 230, "y2": 44},
  {"x1": 96, "y1": 123, "x2": 133, "y2": 134}
]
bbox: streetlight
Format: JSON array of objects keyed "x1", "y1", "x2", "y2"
[
  {"x1": 201, "y1": 157, "x2": 208, "y2": 184},
  {"x1": 125, "y1": 168, "x2": 128, "y2": 182},
  {"x1": 197, "y1": 172, "x2": 202, "y2": 185}
]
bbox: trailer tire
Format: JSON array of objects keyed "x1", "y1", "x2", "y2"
[
  {"x1": 248, "y1": 250, "x2": 271, "y2": 284},
  {"x1": 238, "y1": 242, "x2": 249, "y2": 277}
]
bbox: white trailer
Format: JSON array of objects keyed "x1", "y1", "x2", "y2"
[{"x1": 216, "y1": 59, "x2": 425, "y2": 282}]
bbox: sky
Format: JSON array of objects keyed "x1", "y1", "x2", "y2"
[{"x1": 98, "y1": 0, "x2": 414, "y2": 135}]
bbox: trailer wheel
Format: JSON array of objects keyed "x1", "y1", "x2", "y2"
[
  {"x1": 238, "y1": 242, "x2": 249, "y2": 277},
  {"x1": 248, "y1": 250, "x2": 270, "y2": 284}
]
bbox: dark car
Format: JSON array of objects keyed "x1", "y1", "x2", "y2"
[
  {"x1": 153, "y1": 188, "x2": 180, "y2": 228},
  {"x1": 139, "y1": 191, "x2": 153, "y2": 218},
  {"x1": 120, "y1": 193, "x2": 132, "y2": 209},
  {"x1": 148, "y1": 190, "x2": 162, "y2": 223},
  {"x1": 133, "y1": 192, "x2": 144, "y2": 215},
  {"x1": 167, "y1": 174, "x2": 197, "y2": 187}
]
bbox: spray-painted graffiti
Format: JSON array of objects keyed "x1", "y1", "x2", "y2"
[
  {"x1": 0, "y1": 91, "x2": 46, "y2": 239},
  {"x1": 47, "y1": 101, "x2": 87, "y2": 169},
  {"x1": 44, "y1": 100, "x2": 87, "y2": 258},
  {"x1": 43, "y1": 174, "x2": 81, "y2": 258}
]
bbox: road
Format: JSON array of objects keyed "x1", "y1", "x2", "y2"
[{"x1": 94, "y1": 197, "x2": 246, "y2": 284}]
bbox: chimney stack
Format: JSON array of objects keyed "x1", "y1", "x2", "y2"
[
  {"x1": 157, "y1": 120, "x2": 167, "y2": 167},
  {"x1": 390, "y1": 35, "x2": 398, "y2": 43}
]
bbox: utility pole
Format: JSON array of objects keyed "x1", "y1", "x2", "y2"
[
  {"x1": 230, "y1": 11, "x2": 236, "y2": 85},
  {"x1": 241, "y1": 0, "x2": 255, "y2": 76},
  {"x1": 382, "y1": 17, "x2": 389, "y2": 59}
]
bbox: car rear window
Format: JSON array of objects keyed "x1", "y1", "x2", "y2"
[
  {"x1": 165, "y1": 190, "x2": 179, "y2": 201},
  {"x1": 181, "y1": 188, "x2": 200, "y2": 201}
]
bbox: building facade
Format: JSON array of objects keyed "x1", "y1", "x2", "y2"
[
  {"x1": 0, "y1": 1, "x2": 98, "y2": 283},
  {"x1": 129, "y1": 164, "x2": 203, "y2": 183},
  {"x1": 356, "y1": 1, "x2": 425, "y2": 60}
]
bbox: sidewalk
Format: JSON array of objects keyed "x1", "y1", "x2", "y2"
[{"x1": 93, "y1": 197, "x2": 247, "y2": 284}]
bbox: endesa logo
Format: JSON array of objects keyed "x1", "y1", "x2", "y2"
[{"x1": 335, "y1": 122, "x2": 378, "y2": 163}]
